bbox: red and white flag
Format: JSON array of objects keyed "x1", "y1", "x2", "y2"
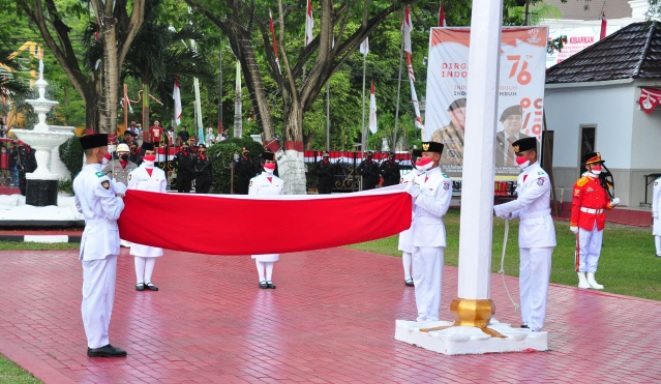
[
  {"x1": 439, "y1": 3, "x2": 446, "y2": 27},
  {"x1": 360, "y1": 37, "x2": 369, "y2": 57},
  {"x1": 269, "y1": 9, "x2": 281, "y2": 73},
  {"x1": 402, "y1": 6, "x2": 412, "y2": 54},
  {"x1": 369, "y1": 81, "x2": 377, "y2": 134},
  {"x1": 305, "y1": 0, "x2": 314, "y2": 46},
  {"x1": 600, "y1": 12, "x2": 607, "y2": 40},
  {"x1": 173, "y1": 76, "x2": 182, "y2": 126},
  {"x1": 409, "y1": 77, "x2": 424, "y2": 130}
]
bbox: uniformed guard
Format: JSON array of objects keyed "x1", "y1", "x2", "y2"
[
  {"x1": 193, "y1": 143, "x2": 213, "y2": 193},
  {"x1": 653, "y1": 175, "x2": 661, "y2": 257},
  {"x1": 406, "y1": 142, "x2": 453, "y2": 323},
  {"x1": 73, "y1": 133, "x2": 127, "y2": 358},
  {"x1": 570, "y1": 152, "x2": 620, "y2": 289},
  {"x1": 236, "y1": 147, "x2": 257, "y2": 195},
  {"x1": 316, "y1": 151, "x2": 334, "y2": 194},
  {"x1": 102, "y1": 143, "x2": 138, "y2": 185},
  {"x1": 379, "y1": 151, "x2": 401, "y2": 187},
  {"x1": 175, "y1": 142, "x2": 194, "y2": 193},
  {"x1": 398, "y1": 149, "x2": 422, "y2": 287},
  {"x1": 494, "y1": 137, "x2": 556, "y2": 332},
  {"x1": 357, "y1": 151, "x2": 379, "y2": 190},
  {"x1": 249, "y1": 151, "x2": 285, "y2": 288},
  {"x1": 128, "y1": 147, "x2": 167, "y2": 291}
]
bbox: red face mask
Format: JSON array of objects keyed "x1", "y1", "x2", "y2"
[
  {"x1": 591, "y1": 164, "x2": 602, "y2": 172},
  {"x1": 264, "y1": 163, "x2": 276, "y2": 172},
  {"x1": 143, "y1": 155, "x2": 156, "y2": 162},
  {"x1": 515, "y1": 155, "x2": 528, "y2": 165}
]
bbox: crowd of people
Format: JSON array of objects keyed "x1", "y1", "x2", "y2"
[{"x1": 0, "y1": 140, "x2": 37, "y2": 193}]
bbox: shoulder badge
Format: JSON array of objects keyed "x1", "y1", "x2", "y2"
[
  {"x1": 537, "y1": 171, "x2": 546, "y2": 176},
  {"x1": 101, "y1": 180, "x2": 110, "y2": 190},
  {"x1": 95, "y1": 171, "x2": 105, "y2": 178},
  {"x1": 442, "y1": 173, "x2": 450, "y2": 179},
  {"x1": 576, "y1": 176, "x2": 589, "y2": 187},
  {"x1": 537, "y1": 177, "x2": 545, "y2": 186}
]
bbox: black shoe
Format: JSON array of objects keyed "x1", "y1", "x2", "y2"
[
  {"x1": 520, "y1": 324, "x2": 529, "y2": 329},
  {"x1": 404, "y1": 279, "x2": 414, "y2": 287},
  {"x1": 145, "y1": 282, "x2": 159, "y2": 291},
  {"x1": 87, "y1": 344, "x2": 127, "y2": 358},
  {"x1": 266, "y1": 281, "x2": 277, "y2": 289},
  {"x1": 136, "y1": 283, "x2": 145, "y2": 291},
  {"x1": 259, "y1": 282, "x2": 269, "y2": 289}
]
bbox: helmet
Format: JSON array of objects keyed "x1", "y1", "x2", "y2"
[{"x1": 116, "y1": 143, "x2": 130, "y2": 152}]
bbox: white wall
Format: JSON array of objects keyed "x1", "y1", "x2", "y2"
[
  {"x1": 630, "y1": 85, "x2": 661, "y2": 169},
  {"x1": 544, "y1": 83, "x2": 635, "y2": 169}
]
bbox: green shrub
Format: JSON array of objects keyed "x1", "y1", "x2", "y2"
[
  {"x1": 59, "y1": 137, "x2": 83, "y2": 179},
  {"x1": 208, "y1": 138, "x2": 262, "y2": 194},
  {"x1": 58, "y1": 178, "x2": 73, "y2": 195}
]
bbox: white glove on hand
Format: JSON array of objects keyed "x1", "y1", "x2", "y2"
[
  {"x1": 406, "y1": 183, "x2": 421, "y2": 199},
  {"x1": 610, "y1": 197, "x2": 620, "y2": 206},
  {"x1": 114, "y1": 181, "x2": 127, "y2": 196},
  {"x1": 570, "y1": 226, "x2": 578, "y2": 234}
]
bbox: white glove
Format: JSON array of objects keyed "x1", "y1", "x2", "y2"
[
  {"x1": 570, "y1": 226, "x2": 578, "y2": 234},
  {"x1": 114, "y1": 181, "x2": 127, "y2": 196},
  {"x1": 610, "y1": 197, "x2": 620, "y2": 206},
  {"x1": 654, "y1": 212, "x2": 659, "y2": 220},
  {"x1": 406, "y1": 183, "x2": 421, "y2": 198}
]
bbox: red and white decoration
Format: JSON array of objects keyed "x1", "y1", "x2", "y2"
[
  {"x1": 269, "y1": 9, "x2": 281, "y2": 73},
  {"x1": 639, "y1": 88, "x2": 661, "y2": 114},
  {"x1": 402, "y1": 6, "x2": 424, "y2": 130},
  {"x1": 119, "y1": 187, "x2": 412, "y2": 256},
  {"x1": 369, "y1": 81, "x2": 377, "y2": 134},
  {"x1": 305, "y1": 0, "x2": 314, "y2": 46},
  {"x1": 173, "y1": 77, "x2": 182, "y2": 126}
]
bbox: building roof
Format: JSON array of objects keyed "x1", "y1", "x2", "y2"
[
  {"x1": 544, "y1": 0, "x2": 632, "y2": 21},
  {"x1": 546, "y1": 22, "x2": 661, "y2": 84}
]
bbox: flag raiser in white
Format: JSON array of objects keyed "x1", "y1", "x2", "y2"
[{"x1": 369, "y1": 81, "x2": 377, "y2": 134}]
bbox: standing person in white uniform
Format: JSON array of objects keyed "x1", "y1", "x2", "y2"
[
  {"x1": 406, "y1": 142, "x2": 453, "y2": 323},
  {"x1": 653, "y1": 176, "x2": 661, "y2": 257},
  {"x1": 73, "y1": 134, "x2": 128, "y2": 358},
  {"x1": 128, "y1": 144, "x2": 167, "y2": 291},
  {"x1": 249, "y1": 151, "x2": 284, "y2": 289},
  {"x1": 398, "y1": 149, "x2": 422, "y2": 287},
  {"x1": 494, "y1": 137, "x2": 556, "y2": 332}
]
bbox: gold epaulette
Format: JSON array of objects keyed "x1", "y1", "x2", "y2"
[{"x1": 575, "y1": 176, "x2": 590, "y2": 188}]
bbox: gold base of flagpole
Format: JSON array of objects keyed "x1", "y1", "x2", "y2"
[{"x1": 420, "y1": 298, "x2": 505, "y2": 338}]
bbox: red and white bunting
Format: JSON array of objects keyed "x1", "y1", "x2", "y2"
[
  {"x1": 369, "y1": 81, "x2": 377, "y2": 134},
  {"x1": 439, "y1": 3, "x2": 446, "y2": 27},
  {"x1": 640, "y1": 88, "x2": 661, "y2": 114},
  {"x1": 305, "y1": 0, "x2": 314, "y2": 46},
  {"x1": 269, "y1": 9, "x2": 281, "y2": 73},
  {"x1": 600, "y1": 12, "x2": 607, "y2": 40}
]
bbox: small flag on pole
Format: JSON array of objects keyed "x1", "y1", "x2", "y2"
[
  {"x1": 369, "y1": 81, "x2": 377, "y2": 134},
  {"x1": 600, "y1": 12, "x2": 607, "y2": 40},
  {"x1": 360, "y1": 37, "x2": 369, "y2": 57},
  {"x1": 439, "y1": 3, "x2": 446, "y2": 27},
  {"x1": 173, "y1": 77, "x2": 182, "y2": 126},
  {"x1": 305, "y1": 0, "x2": 314, "y2": 46},
  {"x1": 269, "y1": 9, "x2": 281, "y2": 73},
  {"x1": 402, "y1": 6, "x2": 412, "y2": 54}
]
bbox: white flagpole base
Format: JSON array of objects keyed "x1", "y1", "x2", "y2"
[{"x1": 394, "y1": 319, "x2": 548, "y2": 355}]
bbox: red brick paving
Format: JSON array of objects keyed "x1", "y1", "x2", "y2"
[{"x1": 1, "y1": 247, "x2": 660, "y2": 383}]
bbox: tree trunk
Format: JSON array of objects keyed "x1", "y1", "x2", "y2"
[
  {"x1": 276, "y1": 101, "x2": 306, "y2": 195},
  {"x1": 100, "y1": 19, "x2": 119, "y2": 135}
]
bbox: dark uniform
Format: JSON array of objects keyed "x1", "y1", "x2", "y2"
[
  {"x1": 193, "y1": 144, "x2": 213, "y2": 194},
  {"x1": 316, "y1": 153, "x2": 334, "y2": 194},
  {"x1": 379, "y1": 152, "x2": 400, "y2": 187},
  {"x1": 17, "y1": 145, "x2": 37, "y2": 195},
  {"x1": 175, "y1": 145, "x2": 194, "y2": 193},
  {"x1": 235, "y1": 149, "x2": 257, "y2": 195},
  {"x1": 357, "y1": 153, "x2": 379, "y2": 190}
]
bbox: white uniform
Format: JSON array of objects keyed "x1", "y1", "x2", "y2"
[
  {"x1": 74, "y1": 163, "x2": 125, "y2": 349},
  {"x1": 494, "y1": 162, "x2": 556, "y2": 332},
  {"x1": 653, "y1": 177, "x2": 661, "y2": 255},
  {"x1": 127, "y1": 165, "x2": 167, "y2": 257},
  {"x1": 410, "y1": 166, "x2": 453, "y2": 322},
  {"x1": 249, "y1": 172, "x2": 285, "y2": 262},
  {"x1": 398, "y1": 170, "x2": 420, "y2": 283}
]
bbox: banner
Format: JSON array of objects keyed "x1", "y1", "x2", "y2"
[
  {"x1": 424, "y1": 27, "x2": 548, "y2": 178},
  {"x1": 118, "y1": 187, "x2": 412, "y2": 256}
]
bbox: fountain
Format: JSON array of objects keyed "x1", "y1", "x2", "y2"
[{"x1": 12, "y1": 60, "x2": 75, "y2": 206}]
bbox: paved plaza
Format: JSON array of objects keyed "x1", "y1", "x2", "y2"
[{"x1": 1, "y1": 247, "x2": 660, "y2": 383}]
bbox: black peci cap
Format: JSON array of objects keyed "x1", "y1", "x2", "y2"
[
  {"x1": 511, "y1": 137, "x2": 537, "y2": 153},
  {"x1": 80, "y1": 134, "x2": 108, "y2": 150},
  {"x1": 420, "y1": 141, "x2": 444, "y2": 154},
  {"x1": 261, "y1": 152, "x2": 275, "y2": 161}
]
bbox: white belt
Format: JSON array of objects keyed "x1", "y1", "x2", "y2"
[{"x1": 580, "y1": 207, "x2": 603, "y2": 214}]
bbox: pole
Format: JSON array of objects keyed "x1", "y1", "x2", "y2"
[
  {"x1": 218, "y1": 45, "x2": 223, "y2": 135},
  {"x1": 393, "y1": 38, "x2": 404, "y2": 150},
  {"x1": 123, "y1": 84, "x2": 128, "y2": 135},
  {"x1": 325, "y1": 81, "x2": 330, "y2": 152},
  {"x1": 359, "y1": 49, "x2": 367, "y2": 191}
]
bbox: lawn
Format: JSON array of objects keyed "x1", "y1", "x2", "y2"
[{"x1": 350, "y1": 210, "x2": 661, "y2": 301}]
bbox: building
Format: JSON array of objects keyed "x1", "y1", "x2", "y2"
[{"x1": 544, "y1": 21, "x2": 661, "y2": 210}]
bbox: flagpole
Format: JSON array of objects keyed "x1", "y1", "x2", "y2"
[
  {"x1": 360, "y1": 46, "x2": 367, "y2": 152},
  {"x1": 218, "y1": 44, "x2": 223, "y2": 135},
  {"x1": 393, "y1": 37, "x2": 404, "y2": 150},
  {"x1": 325, "y1": 81, "x2": 330, "y2": 152}
]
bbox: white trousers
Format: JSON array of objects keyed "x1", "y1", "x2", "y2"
[
  {"x1": 402, "y1": 252, "x2": 412, "y2": 280},
  {"x1": 81, "y1": 255, "x2": 117, "y2": 349},
  {"x1": 412, "y1": 246, "x2": 444, "y2": 322},
  {"x1": 519, "y1": 247, "x2": 553, "y2": 332},
  {"x1": 655, "y1": 236, "x2": 661, "y2": 256},
  {"x1": 134, "y1": 256, "x2": 156, "y2": 284},
  {"x1": 576, "y1": 224, "x2": 603, "y2": 273},
  {"x1": 255, "y1": 261, "x2": 275, "y2": 282}
]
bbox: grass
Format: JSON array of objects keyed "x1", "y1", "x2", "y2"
[
  {"x1": 0, "y1": 215, "x2": 658, "y2": 382},
  {"x1": 350, "y1": 210, "x2": 661, "y2": 301}
]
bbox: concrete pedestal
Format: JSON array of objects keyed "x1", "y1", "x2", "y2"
[
  {"x1": 395, "y1": 319, "x2": 548, "y2": 355},
  {"x1": 26, "y1": 179, "x2": 59, "y2": 207}
]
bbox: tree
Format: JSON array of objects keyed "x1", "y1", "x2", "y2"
[{"x1": 19, "y1": 0, "x2": 146, "y2": 134}]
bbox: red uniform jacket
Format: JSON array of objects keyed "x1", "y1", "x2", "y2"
[{"x1": 570, "y1": 175, "x2": 613, "y2": 231}]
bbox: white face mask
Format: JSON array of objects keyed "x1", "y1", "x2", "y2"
[
  {"x1": 590, "y1": 169, "x2": 602, "y2": 176},
  {"x1": 143, "y1": 160, "x2": 155, "y2": 169},
  {"x1": 416, "y1": 157, "x2": 434, "y2": 172},
  {"x1": 263, "y1": 164, "x2": 275, "y2": 174}
]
